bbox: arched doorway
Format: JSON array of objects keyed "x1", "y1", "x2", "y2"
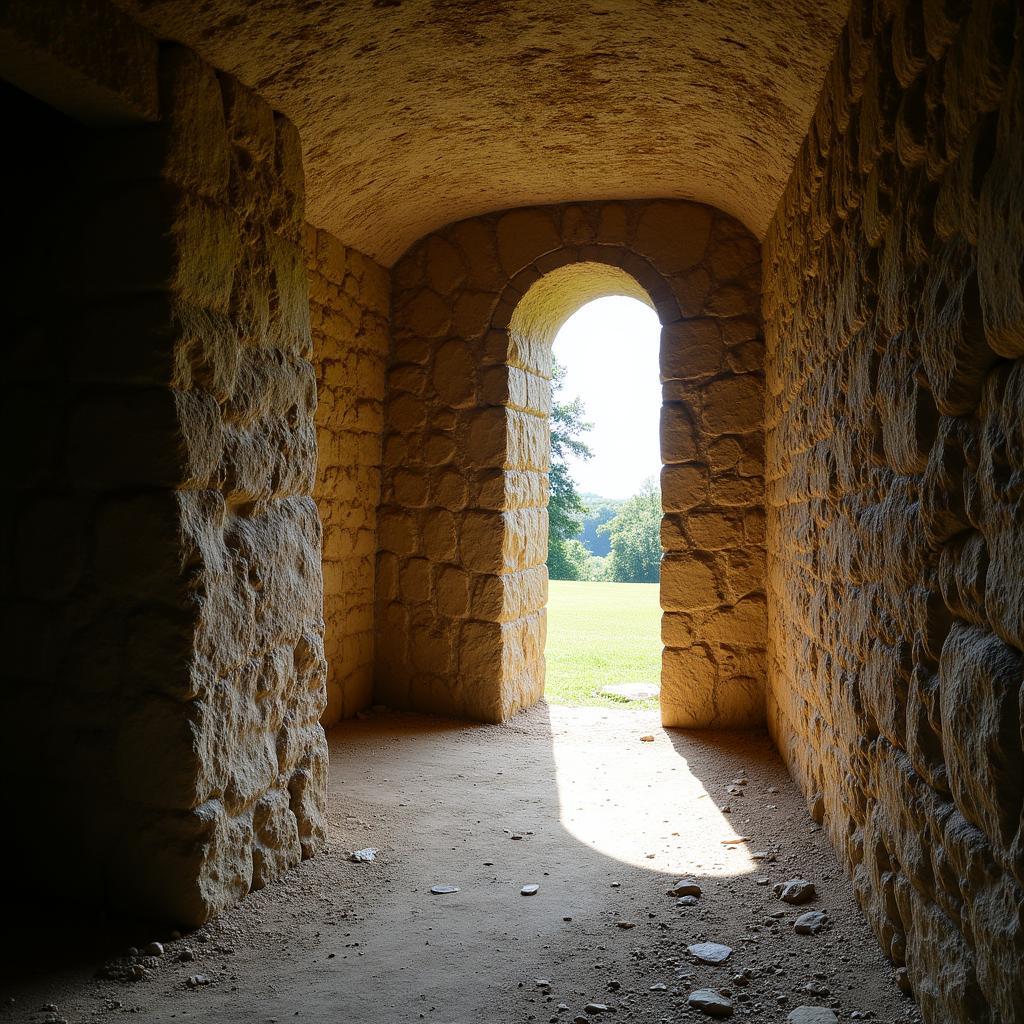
[{"x1": 378, "y1": 200, "x2": 766, "y2": 728}]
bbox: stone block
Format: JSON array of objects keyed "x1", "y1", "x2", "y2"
[
  {"x1": 940, "y1": 622, "x2": 1023, "y2": 852},
  {"x1": 661, "y1": 554, "x2": 722, "y2": 611}
]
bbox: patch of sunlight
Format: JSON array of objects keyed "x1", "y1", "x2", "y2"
[{"x1": 548, "y1": 705, "x2": 757, "y2": 877}]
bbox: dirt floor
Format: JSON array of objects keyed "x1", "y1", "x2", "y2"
[{"x1": 3, "y1": 705, "x2": 922, "y2": 1024}]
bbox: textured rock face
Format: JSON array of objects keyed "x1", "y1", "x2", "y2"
[
  {"x1": 764, "y1": 2, "x2": 1024, "y2": 1021},
  {"x1": 306, "y1": 227, "x2": 389, "y2": 724},
  {"x1": 110, "y1": 0, "x2": 849, "y2": 263},
  {"x1": 2, "y1": 36, "x2": 328, "y2": 926},
  {"x1": 381, "y1": 200, "x2": 765, "y2": 725}
]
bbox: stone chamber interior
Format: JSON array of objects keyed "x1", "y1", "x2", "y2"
[{"x1": 0, "y1": 2, "x2": 1021, "y2": 1023}]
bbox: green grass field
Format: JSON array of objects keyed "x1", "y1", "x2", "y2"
[{"x1": 544, "y1": 579, "x2": 661, "y2": 708}]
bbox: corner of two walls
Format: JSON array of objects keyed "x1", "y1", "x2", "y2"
[
  {"x1": 763, "y1": 1, "x2": 1024, "y2": 1021},
  {"x1": 305, "y1": 226, "x2": 389, "y2": 726}
]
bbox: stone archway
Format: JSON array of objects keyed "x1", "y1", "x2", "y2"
[{"x1": 378, "y1": 200, "x2": 766, "y2": 727}]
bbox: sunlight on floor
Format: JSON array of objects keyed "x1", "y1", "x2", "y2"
[{"x1": 548, "y1": 705, "x2": 758, "y2": 876}]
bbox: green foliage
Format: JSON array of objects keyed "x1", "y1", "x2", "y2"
[
  {"x1": 547, "y1": 360, "x2": 592, "y2": 580},
  {"x1": 599, "y1": 478, "x2": 662, "y2": 582},
  {"x1": 577, "y1": 497, "x2": 623, "y2": 557}
]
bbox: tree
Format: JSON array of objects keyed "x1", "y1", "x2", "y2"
[
  {"x1": 547, "y1": 359, "x2": 592, "y2": 580},
  {"x1": 599, "y1": 478, "x2": 662, "y2": 582}
]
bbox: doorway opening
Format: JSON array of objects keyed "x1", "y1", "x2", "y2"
[{"x1": 544, "y1": 295, "x2": 663, "y2": 710}]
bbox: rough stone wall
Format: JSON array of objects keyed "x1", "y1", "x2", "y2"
[
  {"x1": 764, "y1": 1, "x2": 1024, "y2": 1021},
  {"x1": 380, "y1": 200, "x2": 765, "y2": 726},
  {"x1": 306, "y1": 226, "x2": 389, "y2": 725},
  {"x1": 1, "y1": 31, "x2": 328, "y2": 925}
]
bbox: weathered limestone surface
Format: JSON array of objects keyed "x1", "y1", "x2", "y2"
[
  {"x1": 764, "y1": 2, "x2": 1024, "y2": 1021},
  {"x1": 2, "y1": 33, "x2": 328, "y2": 926},
  {"x1": 380, "y1": 200, "x2": 765, "y2": 725},
  {"x1": 306, "y1": 227, "x2": 389, "y2": 724}
]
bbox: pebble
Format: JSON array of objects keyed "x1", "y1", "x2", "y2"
[
  {"x1": 144, "y1": 942, "x2": 164, "y2": 957},
  {"x1": 794, "y1": 910, "x2": 828, "y2": 934},
  {"x1": 686, "y1": 989, "x2": 734, "y2": 1018},
  {"x1": 186, "y1": 974, "x2": 211, "y2": 988},
  {"x1": 521, "y1": 884, "x2": 539, "y2": 896},
  {"x1": 786, "y1": 1008, "x2": 838, "y2": 1023},
  {"x1": 349, "y1": 848, "x2": 377, "y2": 863},
  {"x1": 688, "y1": 941, "x2": 733, "y2": 964},
  {"x1": 615, "y1": 921, "x2": 635, "y2": 929},
  {"x1": 430, "y1": 885, "x2": 460, "y2": 895},
  {"x1": 179, "y1": 948, "x2": 195, "y2": 962},
  {"x1": 584, "y1": 1003, "x2": 610, "y2": 1013},
  {"x1": 776, "y1": 878, "x2": 817, "y2": 904},
  {"x1": 667, "y1": 878, "x2": 702, "y2": 897},
  {"x1": 639, "y1": 735, "x2": 655, "y2": 742},
  {"x1": 649, "y1": 982, "x2": 667, "y2": 991},
  {"x1": 677, "y1": 895, "x2": 699, "y2": 907}
]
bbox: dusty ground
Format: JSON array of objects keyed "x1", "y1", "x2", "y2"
[{"x1": 3, "y1": 705, "x2": 922, "y2": 1023}]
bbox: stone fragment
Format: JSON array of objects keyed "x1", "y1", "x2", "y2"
[
  {"x1": 430, "y1": 885, "x2": 460, "y2": 895},
  {"x1": 667, "y1": 878, "x2": 702, "y2": 897},
  {"x1": 521, "y1": 884, "x2": 539, "y2": 896},
  {"x1": 786, "y1": 1009, "x2": 838, "y2": 1023},
  {"x1": 688, "y1": 941, "x2": 733, "y2": 963},
  {"x1": 686, "y1": 989, "x2": 734, "y2": 1017},
  {"x1": 349, "y1": 848, "x2": 377, "y2": 863},
  {"x1": 794, "y1": 911, "x2": 828, "y2": 934},
  {"x1": 776, "y1": 878, "x2": 816, "y2": 904},
  {"x1": 600, "y1": 682, "x2": 659, "y2": 701},
  {"x1": 144, "y1": 942, "x2": 164, "y2": 956}
]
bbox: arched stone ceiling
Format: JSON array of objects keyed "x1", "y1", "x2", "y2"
[{"x1": 113, "y1": 0, "x2": 848, "y2": 265}]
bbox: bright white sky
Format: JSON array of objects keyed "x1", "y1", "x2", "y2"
[{"x1": 552, "y1": 295, "x2": 662, "y2": 500}]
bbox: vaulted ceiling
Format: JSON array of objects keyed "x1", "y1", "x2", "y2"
[{"x1": 114, "y1": 0, "x2": 848, "y2": 264}]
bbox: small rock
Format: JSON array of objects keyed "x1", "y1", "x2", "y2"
[
  {"x1": 667, "y1": 878, "x2": 702, "y2": 897},
  {"x1": 349, "y1": 848, "x2": 377, "y2": 863},
  {"x1": 776, "y1": 878, "x2": 817, "y2": 904},
  {"x1": 677, "y1": 895, "x2": 698, "y2": 907},
  {"x1": 535, "y1": 979, "x2": 551, "y2": 988},
  {"x1": 521, "y1": 884, "x2": 540, "y2": 896},
  {"x1": 687, "y1": 989, "x2": 734, "y2": 1018},
  {"x1": 800, "y1": 981, "x2": 830, "y2": 996},
  {"x1": 179, "y1": 948, "x2": 195, "y2": 962},
  {"x1": 430, "y1": 885, "x2": 460, "y2": 894},
  {"x1": 726, "y1": 785, "x2": 744, "y2": 796},
  {"x1": 616, "y1": 921, "x2": 635, "y2": 929},
  {"x1": 896, "y1": 966, "x2": 912, "y2": 993},
  {"x1": 639, "y1": 735, "x2": 655, "y2": 743},
  {"x1": 601, "y1": 682, "x2": 659, "y2": 701},
  {"x1": 584, "y1": 1003, "x2": 610, "y2": 1013},
  {"x1": 144, "y1": 942, "x2": 164, "y2": 957},
  {"x1": 755, "y1": 877, "x2": 769, "y2": 886},
  {"x1": 186, "y1": 974, "x2": 211, "y2": 988},
  {"x1": 786, "y1": 1008, "x2": 838, "y2": 1023},
  {"x1": 794, "y1": 911, "x2": 828, "y2": 935},
  {"x1": 649, "y1": 982, "x2": 667, "y2": 991},
  {"x1": 688, "y1": 941, "x2": 733, "y2": 964}
]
